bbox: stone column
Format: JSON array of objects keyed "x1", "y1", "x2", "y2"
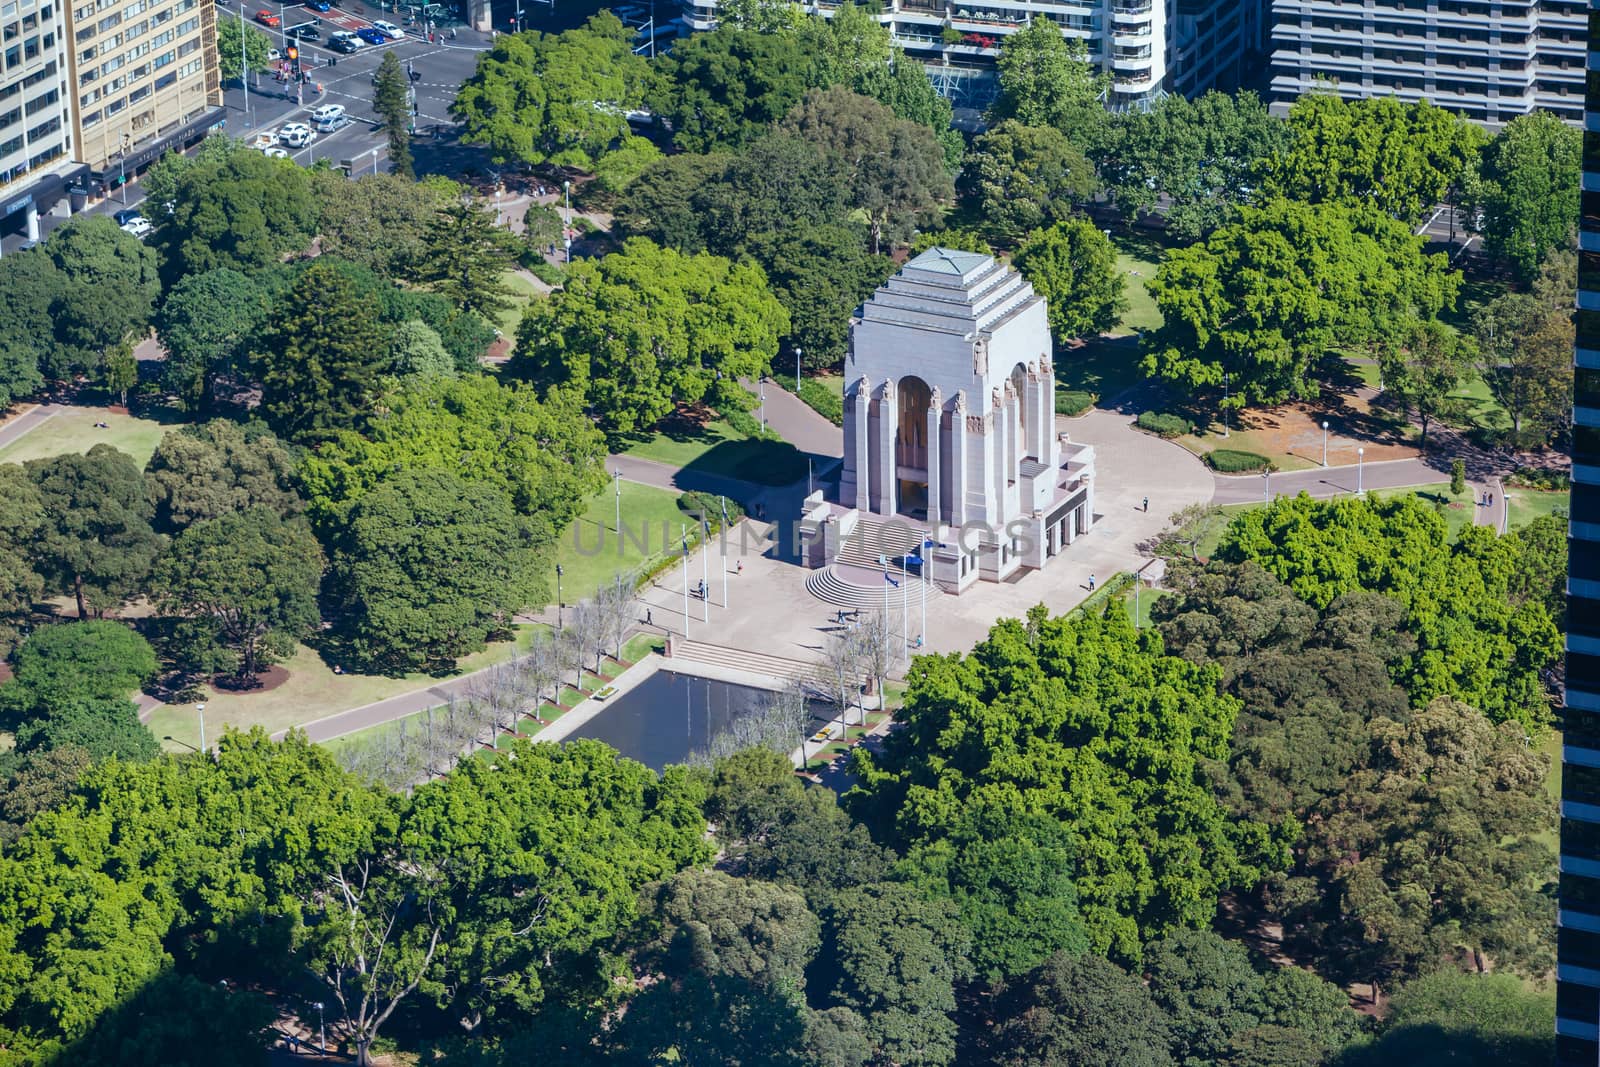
[
  {"x1": 877, "y1": 377, "x2": 898, "y2": 516},
  {"x1": 926, "y1": 388, "x2": 942, "y2": 526},
  {"x1": 993, "y1": 386, "x2": 1010, "y2": 526},
  {"x1": 1024, "y1": 359, "x2": 1048, "y2": 462},
  {"x1": 847, "y1": 376, "x2": 871, "y2": 513},
  {"x1": 1040, "y1": 354, "x2": 1059, "y2": 469},
  {"x1": 950, "y1": 390, "x2": 969, "y2": 527}
]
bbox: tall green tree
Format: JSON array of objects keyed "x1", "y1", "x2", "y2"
[
  {"x1": 251, "y1": 260, "x2": 390, "y2": 444},
  {"x1": 781, "y1": 86, "x2": 952, "y2": 253},
  {"x1": 151, "y1": 508, "x2": 324, "y2": 681},
  {"x1": 0, "y1": 247, "x2": 56, "y2": 402},
  {"x1": 453, "y1": 13, "x2": 657, "y2": 171},
  {"x1": 987, "y1": 18, "x2": 1110, "y2": 153},
  {"x1": 650, "y1": 25, "x2": 822, "y2": 153},
  {"x1": 27, "y1": 445, "x2": 163, "y2": 619},
  {"x1": 513, "y1": 237, "x2": 789, "y2": 436},
  {"x1": 0, "y1": 465, "x2": 44, "y2": 655},
  {"x1": 143, "y1": 421, "x2": 302, "y2": 533},
  {"x1": 991, "y1": 952, "x2": 1175, "y2": 1067},
  {"x1": 297, "y1": 373, "x2": 604, "y2": 533},
  {"x1": 1264, "y1": 93, "x2": 1486, "y2": 223},
  {"x1": 1376, "y1": 318, "x2": 1476, "y2": 447},
  {"x1": 1472, "y1": 288, "x2": 1574, "y2": 441},
  {"x1": 410, "y1": 199, "x2": 520, "y2": 319},
  {"x1": 154, "y1": 267, "x2": 270, "y2": 410},
  {"x1": 1, "y1": 618, "x2": 159, "y2": 713},
  {"x1": 1468, "y1": 111, "x2": 1581, "y2": 281},
  {"x1": 151, "y1": 140, "x2": 319, "y2": 286},
  {"x1": 1143, "y1": 198, "x2": 1459, "y2": 406},
  {"x1": 387, "y1": 319, "x2": 456, "y2": 382},
  {"x1": 216, "y1": 15, "x2": 273, "y2": 81},
  {"x1": 371, "y1": 51, "x2": 413, "y2": 179},
  {"x1": 962, "y1": 122, "x2": 1098, "y2": 246},
  {"x1": 1101, "y1": 90, "x2": 1286, "y2": 240},
  {"x1": 846, "y1": 606, "x2": 1263, "y2": 962},
  {"x1": 745, "y1": 224, "x2": 893, "y2": 369},
  {"x1": 329, "y1": 467, "x2": 543, "y2": 672},
  {"x1": 42, "y1": 215, "x2": 161, "y2": 379},
  {"x1": 313, "y1": 171, "x2": 457, "y2": 279},
  {"x1": 1012, "y1": 217, "x2": 1127, "y2": 342}
]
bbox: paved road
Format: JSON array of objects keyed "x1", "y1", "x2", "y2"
[
  {"x1": 0, "y1": 404, "x2": 61, "y2": 450},
  {"x1": 751, "y1": 378, "x2": 844, "y2": 459},
  {"x1": 1211, "y1": 457, "x2": 1443, "y2": 505}
]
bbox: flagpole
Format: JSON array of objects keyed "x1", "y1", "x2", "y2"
[
  {"x1": 720, "y1": 497, "x2": 729, "y2": 609},
  {"x1": 700, "y1": 516, "x2": 709, "y2": 623},
  {"x1": 900, "y1": 557, "x2": 908, "y2": 665},
  {"x1": 921, "y1": 541, "x2": 929, "y2": 649},
  {"x1": 680, "y1": 524, "x2": 690, "y2": 638}
]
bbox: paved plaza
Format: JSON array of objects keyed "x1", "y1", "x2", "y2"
[{"x1": 632, "y1": 407, "x2": 1214, "y2": 663}]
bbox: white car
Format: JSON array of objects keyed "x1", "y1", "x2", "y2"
[
  {"x1": 277, "y1": 122, "x2": 316, "y2": 148},
  {"x1": 311, "y1": 103, "x2": 346, "y2": 124},
  {"x1": 262, "y1": 146, "x2": 290, "y2": 159},
  {"x1": 371, "y1": 19, "x2": 403, "y2": 38},
  {"x1": 315, "y1": 113, "x2": 354, "y2": 133},
  {"x1": 119, "y1": 217, "x2": 154, "y2": 239},
  {"x1": 250, "y1": 132, "x2": 277, "y2": 150}
]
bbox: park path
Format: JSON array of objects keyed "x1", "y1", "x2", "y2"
[
  {"x1": 749, "y1": 378, "x2": 844, "y2": 459},
  {"x1": 1211, "y1": 457, "x2": 1442, "y2": 505},
  {"x1": 0, "y1": 404, "x2": 61, "y2": 450}
]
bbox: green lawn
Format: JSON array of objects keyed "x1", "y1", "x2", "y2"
[
  {"x1": 1446, "y1": 375, "x2": 1510, "y2": 434},
  {"x1": 1121, "y1": 584, "x2": 1169, "y2": 629},
  {"x1": 149, "y1": 627, "x2": 539, "y2": 751},
  {"x1": 493, "y1": 269, "x2": 544, "y2": 349},
  {"x1": 0, "y1": 406, "x2": 177, "y2": 467},
  {"x1": 1504, "y1": 487, "x2": 1569, "y2": 530},
  {"x1": 555, "y1": 480, "x2": 703, "y2": 602},
  {"x1": 624, "y1": 417, "x2": 809, "y2": 486},
  {"x1": 1111, "y1": 251, "x2": 1163, "y2": 335},
  {"x1": 1054, "y1": 335, "x2": 1147, "y2": 403}
]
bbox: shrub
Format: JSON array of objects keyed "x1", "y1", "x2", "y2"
[
  {"x1": 573, "y1": 216, "x2": 597, "y2": 235},
  {"x1": 1136, "y1": 411, "x2": 1192, "y2": 438},
  {"x1": 525, "y1": 258, "x2": 566, "y2": 287},
  {"x1": 1055, "y1": 390, "x2": 1095, "y2": 417},
  {"x1": 1450, "y1": 458, "x2": 1466, "y2": 496},
  {"x1": 721, "y1": 406, "x2": 778, "y2": 441},
  {"x1": 677, "y1": 491, "x2": 745, "y2": 530},
  {"x1": 1507, "y1": 466, "x2": 1570, "y2": 491},
  {"x1": 1205, "y1": 448, "x2": 1272, "y2": 473}
]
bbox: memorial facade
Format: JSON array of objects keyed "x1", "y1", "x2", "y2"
[{"x1": 817, "y1": 248, "x2": 1096, "y2": 599}]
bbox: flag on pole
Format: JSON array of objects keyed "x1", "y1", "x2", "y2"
[{"x1": 883, "y1": 567, "x2": 899, "y2": 589}]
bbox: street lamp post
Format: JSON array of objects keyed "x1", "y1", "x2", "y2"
[
  {"x1": 794, "y1": 345, "x2": 802, "y2": 391},
  {"x1": 238, "y1": 4, "x2": 252, "y2": 127},
  {"x1": 196, "y1": 702, "x2": 207, "y2": 753},
  {"x1": 554, "y1": 563, "x2": 564, "y2": 628},
  {"x1": 1221, "y1": 371, "x2": 1230, "y2": 438},
  {"x1": 563, "y1": 179, "x2": 571, "y2": 263},
  {"x1": 119, "y1": 133, "x2": 130, "y2": 204},
  {"x1": 1263, "y1": 469, "x2": 1270, "y2": 504},
  {"x1": 1357, "y1": 447, "x2": 1365, "y2": 496},
  {"x1": 1321, "y1": 420, "x2": 1329, "y2": 467},
  {"x1": 613, "y1": 469, "x2": 621, "y2": 540},
  {"x1": 760, "y1": 378, "x2": 766, "y2": 434},
  {"x1": 314, "y1": 1002, "x2": 325, "y2": 1053}
]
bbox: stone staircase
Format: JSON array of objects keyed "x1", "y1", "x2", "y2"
[
  {"x1": 833, "y1": 513, "x2": 926, "y2": 570},
  {"x1": 670, "y1": 638, "x2": 816, "y2": 684},
  {"x1": 805, "y1": 512, "x2": 942, "y2": 610}
]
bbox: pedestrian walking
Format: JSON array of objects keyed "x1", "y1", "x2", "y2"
[
  {"x1": 736, "y1": 559, "x2": 743, "y2": 575},
  {"x1": 1087, "y1": 573, "x2": 1096, "y2": 591},
  {"x1": 1142, "y1": 496, "x2": 1149, "y2": 513},
  {"x1": 646, "y1": 608, "x2": 652, "y2": 627}
]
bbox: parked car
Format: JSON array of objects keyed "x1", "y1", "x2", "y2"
[
  {"x1": 304, "y1": 0, "x2": 331, "y2": 9},
  {"x1": 277, "y1": 122, "x2": 316, "y2": 148},
  {"x1": 287, "y1": 22, "x2": 319, "y2": 38},
  {"x1": 370, "y1": 18, "x2": 403, "y2": 38},
  {"x1": 315, "y1": 113, "x2": 354, "y2": 133},
  {"x1": 254, "y1": 8, "x2": 279, "y2": 25},
  {"x1": 327, "y1": 31, "x2": 359, "y2": 52},
  {"x1": 113, "y1": 207, "x2": 144, "y2": 226},
  {"x1": 120, "y1": 217, "x2": 154, "y2": 239},
  {"x1": 355, "y1": 26, "x2": 387, "y2": 44}
]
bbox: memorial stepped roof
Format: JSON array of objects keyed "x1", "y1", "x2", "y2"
[{"x1": 859, "y1": 248, "x2": 1042, "y2": 337}]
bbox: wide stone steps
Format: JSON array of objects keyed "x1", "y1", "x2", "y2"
[
  {"x1": 805, "y1": 562, "x2": 943, "y2": 612},
  {"x1": 670, "y1": 638, "x2": 815, "y2": 683},
  {"x1": 834, "y1": 515, "x2": 925, "y2": 571}
]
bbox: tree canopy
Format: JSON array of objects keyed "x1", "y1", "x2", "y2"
[
  {"x1": 650, "y1": 25, "x2": 823, "y2": 153},
  {"x1": 1142, "y1": 198, "x2": 1459, "y2": 406},
  {"x1": 1469, "y1": 111, "x2": 1581, "y2": 281},
  {"x1": 143, "y1": 420, "x2": 302, "y2": 534},
  {"x1": 987, "y1": 18, "x2": 1109, "y2": 153},
  {"x1": 453, "y1": 13, "x2": 657, "y2": 171},
  {"x1": 962, "y1": 122, "x2": 1098, "y2": 246},
  {"x1": 512, "y1": 237, "x2": 789, "y2": 436},
  {"x1": 1012, "y1": 217, "x2": 1126, "y2": 342}
]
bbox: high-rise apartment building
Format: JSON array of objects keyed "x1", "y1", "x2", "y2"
[
  {"x1": 1555, "y1": 5, "x2": 1600, "y2": 1062},
  {"x1": 1270, "y1": 0, "x2": 1586, "y2": 125},
  {"x1": 682, "y1": 0, "x2": 1258, "y2": 111},
  {"x1": 63, "y1": 0, "x2": 222, "y2": 194},
  {"x1": 0, "y1": 0, "x2": 84, "y2": 242}
]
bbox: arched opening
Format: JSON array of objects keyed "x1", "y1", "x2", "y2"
[{"x1": 896, "y1": 376, "x2": 933, "y2": 518}]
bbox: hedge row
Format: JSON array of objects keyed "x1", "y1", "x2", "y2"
[
  {"x1": 1136, "y1": 411, "x2": 1192, "y2": 438},
  {"x1": 1055, "y1": 390, "x2": 1096, "y2": 417},
  {"x1": 1206, "y1": 449, "x2": 1272, "y2": 473}
]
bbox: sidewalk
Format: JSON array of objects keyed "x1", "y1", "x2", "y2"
[{"x1": 1211, "y1": 457, "x2": 1444, "y2": 505}]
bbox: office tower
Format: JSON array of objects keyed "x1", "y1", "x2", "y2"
[
  {"x1": 1555, "y1": 3, "x2": 1600, "y2": 1061},
  {"x1": 63, "y1": 0, "x2": 223, "y2": 198},
  {"x1": 0, "y1": 0, "x2": 82, "y2": 242},
  {"x1": 1270, "y1": 0, "x2": 1586, "y2": 125},
  {"x1": 682, "y1": 0, "x2": 1258, "y2": 111}
]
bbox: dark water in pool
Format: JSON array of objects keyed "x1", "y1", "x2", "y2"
[{"x1": 565, "y1": 670, "x2": 828, "y2": 771}]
